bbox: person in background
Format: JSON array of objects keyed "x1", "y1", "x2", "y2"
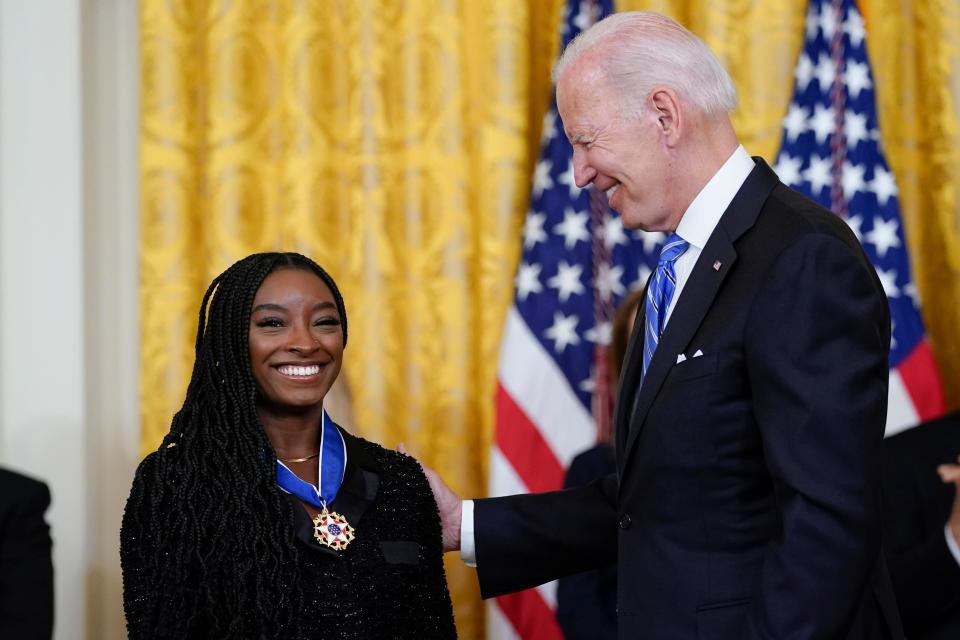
[
  {"x1": 555, "y1": 289, "x2": 642, "y2": 639},
  {"x1": 883, "y1": 410, "x2": 960, "y2": 639},
  {"x1": 421, "y1": 12, "x2": 904, "y2": 639},
  {"x1": 0, "y1": 467, "x2": 54, "y2": 640},
  {"x1": 120, "y1": 252, "x2": 455, "y2": 639}
]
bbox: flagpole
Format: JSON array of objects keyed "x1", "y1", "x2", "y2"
[
  {"x1": 583, "y1": 0, "x2": 615, "y2": 445},
  {"x1": 829, "y1": 0, "x2": 849, "y2": 218}
]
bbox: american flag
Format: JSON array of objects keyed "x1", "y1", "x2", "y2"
[
  {"x1": 773, "y1": 0, "x2": 945, "y2": 435},
  {"x1": 488, "y1": 1, "x2": 663, "y2": 638}
]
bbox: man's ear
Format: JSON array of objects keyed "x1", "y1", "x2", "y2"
[{"x1": 650, "y1": 89, "x2": 681, "y2": 145}]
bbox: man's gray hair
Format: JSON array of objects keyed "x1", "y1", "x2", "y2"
[{"x1": 554, "y1": 12, "x2": 737, "y2": 118}]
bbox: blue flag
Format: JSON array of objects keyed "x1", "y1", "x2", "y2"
[{"x1": 773, "y1": 0, "x2": 943, "y2": 433}]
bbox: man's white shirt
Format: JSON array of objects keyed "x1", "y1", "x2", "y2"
[
  {"x1": 667, "y1": 145, "x2": 754, "y2": 322},
  {"x1": 945, "y1": 524, "x2": 960, "y2": 566}
]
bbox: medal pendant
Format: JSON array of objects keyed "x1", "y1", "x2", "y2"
[{"x1": 312, "y1": 508, "x2": 355, "y2": 550}]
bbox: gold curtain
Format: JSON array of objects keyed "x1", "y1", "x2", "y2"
[
  {"x1": 141, "y1": 1, "x2": 563, "y2": 636},
  {"x1": 140, "y1": 1, "x2": 960, "y2": 637}
]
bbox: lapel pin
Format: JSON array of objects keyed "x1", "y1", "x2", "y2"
[{"x1": 713, "y1": 260, "x2": 722, "y2": 271}]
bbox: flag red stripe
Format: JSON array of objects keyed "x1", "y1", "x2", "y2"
[
  {"x1": 495, "y1": 383, "x2": 566, "y2": 493},
  {"x1": 898, "y1": 339, "x2": 945, "y2": 421},
  {"x1": 495, "y1": 590, "x2": 564, "y2": 640}
]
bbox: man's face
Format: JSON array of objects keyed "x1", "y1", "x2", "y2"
[{"x1": 557, "y1": 63, "x2": 675, "y2": 231}]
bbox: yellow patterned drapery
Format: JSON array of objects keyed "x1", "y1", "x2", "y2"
[
  {"x1": 141, "y1": 1, "x2": 563, "y2": 635},
  {"x1": 140, "y1": 1, "x2": 960, "y2": 637}
]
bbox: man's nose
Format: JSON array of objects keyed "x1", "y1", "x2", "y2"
[{"x1": 572, "y1": 149, "x2": 596, "y2": 188}]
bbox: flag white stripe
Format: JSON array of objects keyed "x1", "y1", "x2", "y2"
[
  {"x1": 537, "y1": 580, "x2": 558, "y2": 611},
  {"x1": 487, "y1": 600, "x2": 522, "y2": 640},
  {"x1": 497, "y1": 307, "x2": 595, "y2": 467},
  {"x1": 489, "y1": 446, "x2": 528, "y2": 498},
  {"x1": 884, "y1": 368, "x2": 920, "y2": 437}
]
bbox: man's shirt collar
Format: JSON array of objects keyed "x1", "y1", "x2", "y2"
[{"x1": 675, "y1": 145, "x2": 755, "y2": 249}]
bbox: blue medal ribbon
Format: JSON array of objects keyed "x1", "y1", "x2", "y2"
[{"x1": 276, "y1": 410, "x2": 346, "y2": 510}]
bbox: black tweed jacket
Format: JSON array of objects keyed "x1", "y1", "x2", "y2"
[{"x1": 121, "y1": 429, "x2": 456, "y2": 639}]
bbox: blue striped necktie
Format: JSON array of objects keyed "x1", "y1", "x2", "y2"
[{"x1": 642, "y1": 233, "x2": 689, "y2": 379}]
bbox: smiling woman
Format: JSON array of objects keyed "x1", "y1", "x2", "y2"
[
  {"x1": 119, "y1": 252, "x2": 455, "y2": 639},
  {"x1": 249, "y1": 268, "x2": 345, "y2": 417}
]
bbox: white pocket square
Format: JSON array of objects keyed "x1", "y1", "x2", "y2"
[
  {"x1": 692, "y1": 349, "x2": 704, "y2": 358},
  {"x1": 676, "y1": 353, "x2": 687, "y2": 363}
]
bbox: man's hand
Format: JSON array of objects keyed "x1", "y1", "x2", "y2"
[
  {"x1": 399, "y1": 444, "x2": 463, "y2": 552},
  {"x1": 937, "y1": 455, "x2": 960, "y2": 545}
]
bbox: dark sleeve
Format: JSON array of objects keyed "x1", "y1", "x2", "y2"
[
  {"x1": 397, "y1": 455, "x2": 457, "y2": 638},
  {"x1": 888, "y1": 516, "x2": 960, "y2": 631},
  {"x1": 119, "y1": 455, "x2": 159, "y2": 639},
  {"x1": 475, "y1": 472, "x2": 619, "y2": 599},
  {"x1": 743, "y1": 233, "x2": 889, "y2": 638},
  {"x1": 556, "y1": 447, "x2": 618, "y2": 638},
  {"x1": 0, "y1": 471, "x2": 54, "y2": 640},
  {"x1": 883, "y1": 423, "x2": 960, "y2": 631}
]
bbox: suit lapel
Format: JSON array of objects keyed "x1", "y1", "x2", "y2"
[
  {"x1": 619, "y1": 235, "x2": 737, "y2": 471},
  {"x1": 617, "y1": 158, "x2": 780, "y2": 473},
  {"x1": 615, "y1": 283, "x2": 648, "y2": 461}
]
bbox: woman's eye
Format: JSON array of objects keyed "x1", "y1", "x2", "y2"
[
  {"x1": 255, "y1": 318, "x2": 284, "y2": 328},
  {"x1": 314, "y1": 318, "x2": 341, "y2": 328}
]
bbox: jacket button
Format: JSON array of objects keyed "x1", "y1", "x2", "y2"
[{"x1": 619, "y1": 513, "x2": 632, "y2": 529}]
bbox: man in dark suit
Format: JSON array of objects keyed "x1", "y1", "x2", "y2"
[
  {"x1": 883, "y1": 412, "x2": 960, "y2": 639},
  {"x1": 422, "y1": 11, "x2": 903, "y2": 639},
  {"x1": 0, "y1": 468, "x2": 54, "y2": 639}
]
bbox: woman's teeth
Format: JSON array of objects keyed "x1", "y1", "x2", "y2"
[{"x1": 278, "y1": 365, "x2": 320, "y2": 377}]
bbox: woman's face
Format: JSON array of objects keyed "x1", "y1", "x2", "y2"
[{"x1": 248, "y1": 267, "x2": 344, "y2": 416}]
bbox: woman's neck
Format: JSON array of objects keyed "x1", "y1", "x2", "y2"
[{"x1": 259, "y1": 406, "x2": 324, "y2": 459}]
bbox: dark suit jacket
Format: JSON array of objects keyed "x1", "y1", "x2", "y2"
[
  {"x1": 883, "y1": 412, "x2": 960, "y2": 639},
  {"x1": 555, "y1": 443, "x2": 618, "y2": 639},
  {"x1": 0, "y1": 468, "x2": 54, "y2": 640},
  {"x1": 475, "y1": 159, "x2": 904, "y2": 639}
]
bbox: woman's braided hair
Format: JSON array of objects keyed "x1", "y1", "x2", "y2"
[{"x1": 130, "y1": 252, "x2": 347, "y2": 638}]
